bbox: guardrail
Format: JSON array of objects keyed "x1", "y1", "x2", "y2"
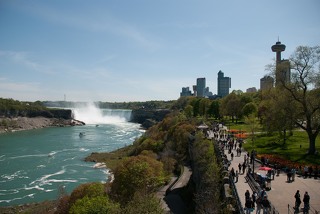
[
  {"x1": 229, "y1": 174, "x2": 245, "y2": 214},
  {"x1": 246, "y1": 173, "x2": 279, "y2": 214}
]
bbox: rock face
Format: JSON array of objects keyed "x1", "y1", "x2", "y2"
[
  {"x1": 130, "y1": 109, "x2": 171, "y2": 129},
  {"x1": 0, "y1": 109, "x2": 73, "y2": 119},
  {"x1": 0, "y1": 109, "x2": 83, "y2": 133}
]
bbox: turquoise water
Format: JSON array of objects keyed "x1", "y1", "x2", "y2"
[{"x1": 0, "y1": 108, "x2": 143, "y2": 206}]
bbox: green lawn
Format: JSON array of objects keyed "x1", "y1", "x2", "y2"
[{"x1": 243, "y1": 130, "x2": 320, "y2": 165}]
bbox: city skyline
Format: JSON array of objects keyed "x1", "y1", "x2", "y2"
[{"x1": 1, "y1": 1, "x2": 319, "y2": 102}]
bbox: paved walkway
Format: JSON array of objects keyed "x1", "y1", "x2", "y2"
[
  {"x1": 225, "y1": 145, "x2": 320, "y2": 213},
  {"x1": 157, "y1": 166, "x2": 192, "y2": 214}
]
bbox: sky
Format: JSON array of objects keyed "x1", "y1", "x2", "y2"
[{"x1": 0, "y1": 1, "x2": 319, "y2": 102}]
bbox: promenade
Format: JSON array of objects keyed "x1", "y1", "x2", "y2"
[{"x1": 225, "y1": 143, "x2": 320, "y2": 213}]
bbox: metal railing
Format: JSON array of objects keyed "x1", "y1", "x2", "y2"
[
  {"x1": 229, "y1": 174, "x2": 245, "y2": 214},
  {"x1": 246, "y1": 173, "x2": 280, "y2": 214}
]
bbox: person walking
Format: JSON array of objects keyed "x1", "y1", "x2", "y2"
[
  {"x1": 303, "y1": 191, "x2": 310, "y2": 214},
  {"x1": 261, "y1": 196, "x2": 270, "y2": 214},
  {"x1": 294, "y1": 190, "x2": 301, "y2": 212},
  {"x1": 252, "y1": 191, "x2": 257, "y2": 208},
  {"x1": 245, "y1": 197, "x2": 254, "y2": 214},
  {"x1": 245, "y1": 189, "x2": 250, "y2": 201},
  {"x1": 235, "y1": 170, "x2": 239, "y2": 183},
  {"x1": 242, "y1": 162, "x2": 247, "y2": 174}
]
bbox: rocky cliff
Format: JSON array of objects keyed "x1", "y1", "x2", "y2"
[
  {"x1": 0, "y1": 108, "x2": 73, "y2": 119},
  {"x1": 130, "y1": 109, "x2": 171, "y2": 129}
]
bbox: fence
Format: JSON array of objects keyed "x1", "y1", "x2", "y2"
[{"x1": 246, "y1": 173, "x2": 280, "y2": 214}]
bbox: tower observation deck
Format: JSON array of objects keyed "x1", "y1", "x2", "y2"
[{"x1": 271, "y1": 41, "x2": 286, "y2": 62}]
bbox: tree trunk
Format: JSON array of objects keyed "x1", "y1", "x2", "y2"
[{"x1": 307, "y1": 132, "x2": 317, "y2": 154}]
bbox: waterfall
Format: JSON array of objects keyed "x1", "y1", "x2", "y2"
[{"x1": 72, "y1": 103, "x2": 131, "y2": 125}]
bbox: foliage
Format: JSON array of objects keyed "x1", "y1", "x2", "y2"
[
  {"x1": 110, "y1": 154, "x2": 166, "y2": 204},
  {"x1": 242, "y1": 131, "x2": 320, "y2": 165},
  {"x1": 242, "y1": 102, "x2": 257, "y2": 117},
  {"x1": 69, "y1": 182, "x2": 107, "y2": 206},
  {"x1": 265, "y1": 45, "x2": 320, "y2": 154},
  {"x1": 42, "y1": 100, "x2": 175, "y2": 110},
  {"x1": 220, "y1": 93, "x2": 243, "y2": 123},
  {"x1": 191, "y1": 132, "x2": 222, "y2": 213},
  {"x1": 122, "y1": 194, "x2": 164, "y2": 214},
  {"x1": 55, "y1": 182, "x2": 112, "y2": 214},
  {"x1": 69, "y1": 196, "x2": 120, "y2": 214},
  {"x1": 0, "y1": 98, "x2": 47, "y2": 115}
]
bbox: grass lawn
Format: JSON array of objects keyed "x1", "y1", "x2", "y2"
[{"x1": 243, "y1": 130, "x2": 320, "y2": 165}]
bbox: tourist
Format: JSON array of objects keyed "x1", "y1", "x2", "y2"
[
  {"x1": 261, "y1": 196, "x2": 270, "y2": 214},
  {"x1": 238, "y1": 163, "x2": 242, "y2": 173},
  {"x1": 304, "y1": 166, "x2": 309, "y2": 178},
  {"x1": 235, "y1": 170, "x2": 239, "y2": 183},
  {"x1": 303, "y1": 192, "x2": 310, "y2": 214},
  {"x1": 252, "y1": 191, "x2": 257, "y2": 208},
  {"x1": 314, "y1": 166, "x2": 318, "y2": 179},
  {"x1": 230, "y1": 167, "x2": 235, "y2": 179},
  {"x1": 294, "y1": 190, "x2": 301, "y2": 212},
  {"x1": 231, "y1": 152, "x2": 234, "y2": 160},
  {"x1": 291, "y1": 168, "x2": 296, "y2": 182},
  {"x1": 245, "y1": 197, "x2": 254, "y2": 214},
  {"x1": 245, "y1": 189, "x2": 250, "y2": 201},
  {"x1": 242, "y1": 162, "x2": 247, "y2": 174}
]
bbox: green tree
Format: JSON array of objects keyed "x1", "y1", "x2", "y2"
[
  {"x1": 69, "y1": 196, "x2": 120, "y2": 214},
  {"x1": 242, "y1": 102, "x2": 258, "y2": 118},
  {"x1": 184, "y1": 104, "x2": 193, "y2": 119},
  {"x1": 122, "y1": 194, "x2": 164, "y2": 214},
  {"x1": 207, "y1": 100, "x2": 220, "y2": 119},
  {"x1": 279, "y1": 46, "x2": 320, "y2": 154},
  {"x1": 111, "y1": 155, "x2": 165, "y2": 204},
  {"x1": 220, "y1": 93, "x2": 243, "y2": 123}
]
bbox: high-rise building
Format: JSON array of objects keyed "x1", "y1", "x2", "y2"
[
  {"x1": 180, "y1": 87, "x2": 192, "y2": 97},
  {"x1": 260, "y1": 76, "x2": 274, "y2": 90},
  {"x1": 196, "y1": 78, "x2": 206, "y2": 97},
  {"x1": 217, "y1": 70, "x2": 231, "y2": 97},
  {"x1": 271, "y1": 40, "x2": 291, "y2": 86},
  {"x1": 246, "y1": 87, "x2": 257, "y2": 93}
]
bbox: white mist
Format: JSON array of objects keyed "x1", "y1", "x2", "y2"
[{"x1": 72, "y1": 103, "x2": 127, "y2": 125}]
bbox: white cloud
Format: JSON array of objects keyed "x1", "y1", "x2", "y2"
[
  {"x1": 20, "y1": 3, "x2": 160, "y2": 50},
  {"x1": 0, "y1": 50, "x2": 55, "y2": 75}
]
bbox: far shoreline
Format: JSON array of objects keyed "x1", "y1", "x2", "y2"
[{"x1": 0, "y1": 116, "x2": 85, "y2": 134}]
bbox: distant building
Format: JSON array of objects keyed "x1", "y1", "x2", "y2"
[
  {"x1": 180, "y1": 87, "x2": 192, "y2": 97},
  {"x1": 260, "y1": 76, "x2": 274, "y2": 90},
  {"x1": 196, "y1": 78, "x2": 206, "y2": 97},
  {"x1": 192, "y1": 85, "x2": 197, "y2": 96},
  {"x1": 204, "y1": 87, "x2": 213, "y2": 97},
  {"x1": 246, "y1": 87, "x2": 257, "y2": 93},
  {"x1": 217, "y1": 70, "x2": 231, "y2": 97}
]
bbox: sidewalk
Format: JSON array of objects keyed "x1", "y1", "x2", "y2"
[{"x1": 225, "y1": 146, "x2": 320, "y2": 213}]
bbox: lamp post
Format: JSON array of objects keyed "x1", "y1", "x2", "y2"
[{"x1": 252, "y1": 150, "x2": 256, "y2": 174}]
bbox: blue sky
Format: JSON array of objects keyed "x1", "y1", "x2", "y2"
[{"x1": 0, "y1": 0, "x2": 319, "y2": 102}]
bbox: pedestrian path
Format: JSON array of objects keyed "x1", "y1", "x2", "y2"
[{"x1": 225, "y1": 146, "x2": 320, "y2": 213}]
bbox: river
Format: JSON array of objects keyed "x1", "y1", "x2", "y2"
[{"x1": 0, "y1": 106, "x2": 143, "y2": 206}]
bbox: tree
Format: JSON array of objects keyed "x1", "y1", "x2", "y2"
[
  {"x1": 207, "y1": 100, "x2": 220, "y2": 119},
  {"x1": 69, "y1": 196, "x2": 120, "y2": 214},
  {"x1": 259, "y1": 88, "x2": 296, "y2": 142},
  {"x1": 242, "y1": 102, "x2": 258, "y2": 118},
  {"x1": 184, "y1": 104, "x2": 193, "y2": 119},
  {"x1": 220, "y1": 93, "x2": 243, "y2": 123},
  {"x1": 122, "y1": 194, "x2": 163, "y2": 214},
  {"x1": 279, "y1": 46, "x2": 320, "y2": 154},
  {"x1": 111, "y1": 155, "x2": 166, "y2": 204}
]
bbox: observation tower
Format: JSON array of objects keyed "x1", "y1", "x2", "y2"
[{"x1": 271, "y1": 40, "x2": 286, "y2": 62}]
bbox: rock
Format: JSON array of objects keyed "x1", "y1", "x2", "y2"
[{"x1": 130, "y1": 109, "x2": 171, "y2": 128}]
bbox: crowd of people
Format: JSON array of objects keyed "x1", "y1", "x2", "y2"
[{"x1": 208, "y1": 123, "x2": 315, "y2": 214}]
